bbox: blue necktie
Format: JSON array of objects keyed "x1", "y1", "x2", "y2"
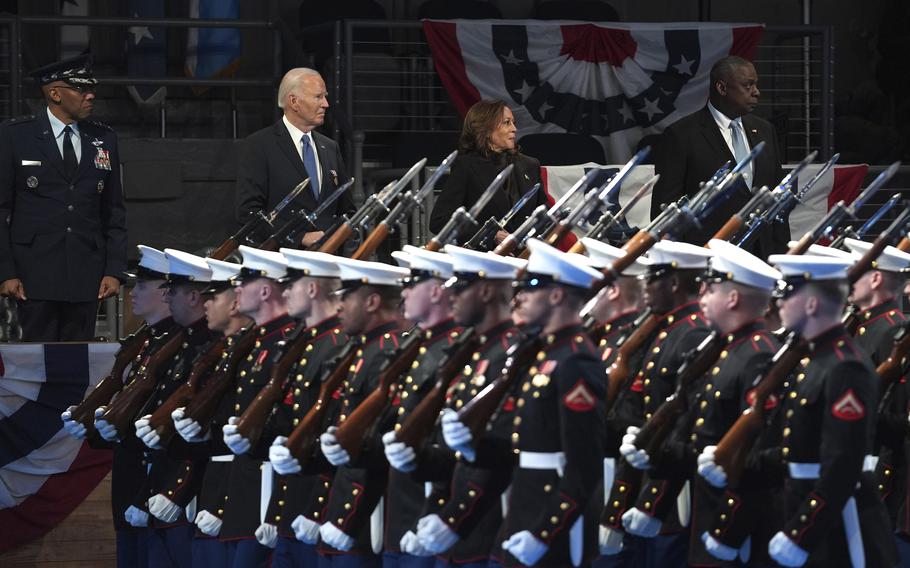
[
  {"x1": 301, "y1": 134, "x2": 320, "y2": 199},
  {"x1": 729, "y1": 121, "x2": 752, "y2": 189}
]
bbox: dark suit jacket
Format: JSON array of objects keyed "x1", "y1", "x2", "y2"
[
  {"x1": 0, "y1": 109, "x2": 127, "y2": 302},
  {"x1": 235, "y1": 120, "x2": 354, "y2": 234},
  {"x1": 429, "y1": 151, "x2": 546, "y2": 240},
  {"x1": 649, "y1": 106, "x2": 788, "y2": 258}
]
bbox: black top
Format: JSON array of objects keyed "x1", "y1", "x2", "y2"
[{"x1": 429, "y1": 151, "x2": 546, "y2": 239}]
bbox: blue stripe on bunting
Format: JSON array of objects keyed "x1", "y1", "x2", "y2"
[{"x1": 0, "y1": 344, "x2": 90, "y2": 467}]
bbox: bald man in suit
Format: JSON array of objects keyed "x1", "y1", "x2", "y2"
[{"x1": 649, "y1": 56, "x2": 787, "y2": 259}]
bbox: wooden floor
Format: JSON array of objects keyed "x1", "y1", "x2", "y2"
[{"x1": 0, "y1": 473, "x2": 116, "y2": 568}]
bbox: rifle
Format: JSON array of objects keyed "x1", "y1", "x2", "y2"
[
  {"x1": 787, "y1": 161, "x2": 900, "y2": 255},
  {"x1": 334, "y1": 332, "x2": 423, "y2": 460},
  {"x1": 571, "y1": 175, "x2": 655, "y2": 252},
  {"x1": 146, "y1": 337, "x2": 227, "y2": 446},
  {"x1": 352, "y1": 151, "x2": 458, "y2": 259},
  {"x1": 876, "y1": 322, "x2": 910, "y2": 413},
  {"x1": 493, "y1": 169, "x2": 600, "y2": 257},
  {"x1": 181, "y1": 326, "x2": 259, "y2": 430},
  {"x1": 632, "y1": 332, "x2": 725, "y2": 457},
  {"x1": 70, "y1": 323, "x2": 152, "y2": 429},
  {"x1": 458, "y1": 331, "x2": 543, "y2": 440},
  {"x1": 830, "y1": 193, "x2": 902, "y2": 250},
  {"x1": 606, "y1": 312, "x2": 661, "y2": 410},
  {"x1": 210, "y1": 180, "x2": 309, "y2": 260},
  {"x1": 425, "y1": 164, "x2": 512, "y2": 252},
  {"x1": 712, "y1": 332, "x2": 808, "y2": 486},
  {"x1": 844, "y1": 204, "x2": 910, "y2": 283},
  {"x1": 97, "y1": 328, "x2": 188, "y2": 438},
  {"x1": 395, "y1": 329, "x2": 479, "y2": 449},
  {"x1": 234, "y1": 325, "x2": 315, "y2": 448},
  {"x1": 464, "y1": 185, "x2": 541, "y2": 252},
  {"x1": 257, "y1": 180, "x2": 354, "y2": 251},
  {"x1": 539, "y1": 147, "x2": 650, "y2": 249},
  {"x1": 735, "y1": 153, "x2": 838, "y2": 249},
  {"x1": 284, "y1": 342, "x2": 358, "y2": 462},
  {"x1": 316, "y1": 157, "x2": 428, "y2": 254}
]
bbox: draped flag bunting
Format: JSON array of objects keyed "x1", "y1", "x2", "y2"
[
  {"x1": 423, "y1": 20, "x2": 764, "y2": 163},
  {"x1": 0, "y1": 342, "x2": 118, "y2": 552}
]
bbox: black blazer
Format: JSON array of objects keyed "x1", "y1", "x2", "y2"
[
  {"x1": 235, "y1": 120, "x2": 354, "y2": 233},
  {"x1": 0, "y1": 109, "x2": 127, "y2": 302},
  {"x1": 649, "y1": 106, "x2": 788, "y2": 258},
  {"x1": 429, "y1": 151, "x2": 546, "y2": 240}
]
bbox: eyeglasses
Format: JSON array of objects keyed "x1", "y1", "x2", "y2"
[{"x1": 57, "y1": 84, "x2": 96, "y2": 95}]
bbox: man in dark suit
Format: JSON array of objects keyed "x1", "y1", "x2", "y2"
[
  {"x1": 0, "y1": 54, "x2": 127, "y2": 341},
  {"x1": 235, "y1": 68, "x2": 353, "y2": 248},
  {"x1": 650, "y1": 55, "x2": 787, "y2": 259}
]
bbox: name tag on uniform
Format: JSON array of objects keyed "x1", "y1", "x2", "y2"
[{"x1": 21, "y1": 160, "x2": 41, "y2": 166}]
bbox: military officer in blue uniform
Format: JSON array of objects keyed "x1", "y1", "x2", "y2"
[{"x1": 0, "y1": 54, "x2": 127, "y2": 341}]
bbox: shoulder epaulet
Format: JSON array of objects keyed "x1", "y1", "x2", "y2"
[
  {"x1": 1, "y1": 114, "x2": 36, "y2": 126},
  {"x1": 84, "y1": 119, "x2": 113, "y2": 131}
]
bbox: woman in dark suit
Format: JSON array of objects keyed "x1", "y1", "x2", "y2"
[{"x1": 429, "y1": 100, "x2": 546, "y2": 245}]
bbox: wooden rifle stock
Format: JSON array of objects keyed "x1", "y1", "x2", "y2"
[
  {"x1": 567, "y1": 240, "x2": 586, "y2": 254},
  {"x1": 876, "y1": 322, "x2": 910, "y2": 398},
  {"x1": 423, "y1": 238, "x2": 443, "y2": 252},
  {"x1": 210, "y1": 238, "x2": 239, "y2": 262},
  {"x1": 317, "y1": 223, "x2": 354, "y2": 254},
  {"x1": 235, "y1": 328, "x2": 313, "y2": 448},
  {"x1": 334, "y1": 333, "x2": 423, "y2": 460},
  {"x1": 285, "y1": 343, "x2": 358, "y2": 462},
  {"x1": 458, "y1": 333, "x2": 542, "y2": 440},
  {"x1": 351, "y1": 223, "x2": 391, "y2": 260},
  {"x1": 71, "y1": 324, "x2": 151, "y2": 428},
  {"x1": 147, "y1": 339, "x2": 227, "y2": 445},
  {"x1": 542, "y1": 222, "x2": 572, "y2": 249},
  {"x1": 786, "y1": 233, "x2": 816, "y2": 255},
  {"x1": 492, "y1": 234, "x2": 520, "y2": 257},
  {"x1": 711, "y1": 216, "x2": 744, "y2": 244},
  {"x1": 396, "y1": 329, "x2": 479, "y2": 449},
  {"x1": 633, "y1": 332, "x2": 724, "y2": 457},
  {"x1": 99, "y1": 329, "x2": 187, "y2": 437},
  {"x1": 182, "y1": 327, "x2": 259, "y2": 428},
  {"x1": 713, "y1": 333, "x2": 808, "y2": 486},
  {"x1": 606, "y1": 314, "x2": 661, "y2": 410},
  {"x1": 897, "y1": 237, "x2": 910, "y2": 252}
]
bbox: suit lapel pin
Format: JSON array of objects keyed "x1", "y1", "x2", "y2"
[{"x1": 330, "y1": 169, "x2": 338, "y2": 186}]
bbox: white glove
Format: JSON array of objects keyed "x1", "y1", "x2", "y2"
[
  {"x1": 61, "y1": 406, "x2": 87, "y2": 439},
  {"x1": 147, "y1": 493, "x2": 182, "y2": 523},
  {"x1": 194, "y1": 509, "x2": 222, "y2": 536},
  {"x1": 599, "y1": 526, "x2": 624, "y2": 555},
  {"x1": 319, "y1": 521, "x2": 354, "y2": 551},
  {"x1": 400, "y1": 530, "x2": 433, "y2": 556},
  {"x1": 701, "y1": 531, "x2": 737, "y2": 561},
  {"x1": 382, "y1": 431, "x2": 417, "y2": 472},
  {"x1": 222, "y1": 416, "x2": 251, "y2": 455},
  {"x1": 619, "y1": 426, "x2": 650, "y2": 469},
  {"x1": 269, "y1": 436, "x2": 302, "y2": 475},
  {"x1": 320, "y1": 426, "x2": 350, "y2": 466},
  {"x1": 768, "y1": 531, "x2": 808, "y2": 567},
  {"x1": 254, "y1": 522, "x2": 279, "y2": 549},
  {"x1": 502, "y1": 530, "x2": 548, "y2": 566},
  {"x1": 291, "y1": 514, "x2": 321, "y2": 544},
  {"x1": 416, "y1": 513, "x2": 460, "y2": 554},
  {"x1": 440, "y1": 408, "x2": 475, "y2": 462},
  {"x1": 135, "y1": 415, "x2": 162, "y2": 450},
  {"x1": 94, "y1": 407, "x2": 120, "y2": 442},
  {"x1": 124, "y1": 505, "x2": 149, "y2": 527},
  {"x1": 621, "y1": 507, "x2": 661, "y2": 537},
  {"x1": 172, "y1": 407, "x2": 208, "y2": 442},
  {"x1": 696, "y1": 446, "x2": 728, "y2": 488}
]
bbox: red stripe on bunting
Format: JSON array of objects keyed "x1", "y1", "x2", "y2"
[
  {"x1": 423, "y1": 20, "x2": 482, "y2": 116},
  {"x1": 0, "y1": 442, "x2": 112, "y2": 553},
  {"x1": 559, "y1": 24, "x2": 637, "y2": 65},
  {"x1": 730, "y1": 26, "x2": 765, "y2": 60},
  {"x1": 828, "y1": 164, "x2": 869, "y2": 209}
]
